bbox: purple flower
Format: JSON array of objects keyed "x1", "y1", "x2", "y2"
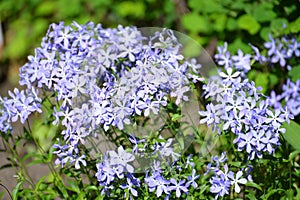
[
  {"x1": 120, "y1": 177, "x2": 138, "y2": 197},
  {"x1": 95, "y1": 161, "x2": 115, "y2": 186},
  {"x1": 145, "y1": 172, "x2": 170, "y2": 197},
  {"x1": 168, "y1": 178, "x2": 188, "y2": 198},
  {"x1": 228, "y1": 171, "x2": 247, "y2": 193},
  {"x1": 264, "y1": 35, "x2": 277, "y2": 56},
  {"x1": 265, "y1": 109, "x2": 285, "y2": 128},
  {"x1": 199, "y1": 103, "x2": 223, "y2": 127},
  {"x1": 186, "y1": 169, "x2": 200, "y2": 189},
  {"x1": 214, "y1": 42, "x2": 232, "y2": 68},
  {"x1": 218, "y1": 68, "x2": 240, "y2": 85},
  {"x1": 128, "y1": 134, "x2": 146, "y2": 155},
  {"x1": 210, "y1": 173, "x2": 231, "y2": 199},
  {"x1": 236, "y1": 131, "x2": 254, "y2": 154},
  {"x1": 108, "y1": 146, "x2": 135, "y2": 173},
  {"x1": 55, "y1": 25, "x2": 73, "y2": 49},
  {"x1": 232, "y1": 49, "x2": 251, "y2": 72},
  {"x1": 249, "y1": 44, "x2": 266, "y2": 63}
]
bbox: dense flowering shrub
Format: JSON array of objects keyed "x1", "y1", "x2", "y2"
[{"x1": 0, "y1": 21, "x2": 299, "y2": 199}]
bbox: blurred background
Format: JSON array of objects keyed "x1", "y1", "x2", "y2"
[{"x1": 0, "y1": 0, "x2": 299, "y2": 198}]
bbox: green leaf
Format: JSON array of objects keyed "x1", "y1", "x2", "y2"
[
  {"x1": 35, "y1": 1, "x2": 56, "y2": 16},
  {"x1": 35, "y1": 175, "x2": 47, "y2": 191},
  {"x1": 226, "y1": 17, "x2": 238, "y2": 31},
  {"x1": 85, "y1": 185, "x2": 98, "y2": 191},
  {"x1": 32, "y1": 18, "x2": 48, "y2": 37},
  {"x1": 269, "y1": 73, "x2": 279, "y2": 86},
  {"x1": 282, "y1": 121, "x2": 300, "y2": 149},
  {"x1": 284, "y1": 4, "x2": 297, "y2": 15},
  {"x1": 188, "y1": 0, "x2": 224, "y2": 13},
  {"x1": 12, "y1": 181, "x2": 23, "y2": 200},
  {"x1": 289, "y1": 150, "x2": 300, "y2": 161},
  {"x1": 228, "y1": 38, "x2": 252, "y2": 53},
  {"x1": 288, "y1": 65, "x2": 300, "y2": 82},
  {"x1": 171, "y1": 114, "x2": 182, "y2": 121},
  {"x1": 286, "y1": 189, "x2": 294, "y2": 199},
  {"x1": 211, "y1": 14, "x2": 227, "y2": 32},
  {"x1": 182, "y1": 13, "x2": 210, "y2": 33},
  {"x1": 231, "y1": 1, "x2": 250, "y2": 10},
  {"x1": 260, "y1": 27, "x2": 272, "y2": 41},
  {"x1": 255, "y1": 72, "x2": 269, "y2": 93},
  {"x1": 117, "y1": 1, "x2": 145, "y2": 18},
  {"x1": 57, "y1": 0, "x2": 82, "y2": 18},
  {"x1": 270, "y1": 18, "x2": 288, "y2": 33},
  {"x1": 0, "y1": 191, "x2": 4, "y2": 199},
  {"x1": 230, "y1": 161, "x2": 242, "y2": 168},
  {"x1": 5, "y1": 28, "x2": 28, "y2": 59},
  {"x1": 188, "y1": 0, "x2": 202, "y2": 12},
  {"x1": 246, "y1": 181, "x2": 263, "y2": 191},
  {"x1": 238, "y1": 14, "x2": 261, "y2": 35},
  {"x1": 288, "y1": 17, "x2": 300, "y2": 33},
  {"x1": 252, "y1": 4, "x2": 276, "y2": 22},
  {"x1": 262, "y1": 188, "x2": 285, "y2": 199},
  {"x1": 246, "y1": 190, "x2": 258, "y2": 200}
]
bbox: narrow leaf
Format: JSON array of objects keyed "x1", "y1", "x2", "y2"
[{"x1": 282, "y1": 121, "x2": 300, "y2": 150}]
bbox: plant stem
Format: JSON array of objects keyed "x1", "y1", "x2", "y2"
[{"x1": 0, "y1": 183, "x2": 13, "y2": 200}]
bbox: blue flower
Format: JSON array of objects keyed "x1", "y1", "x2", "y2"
[
  {"x1": 168, "y1": 178, "x2": 188, "y2": 198},
  {"x1": 218, "y1": 67, "x2": 240, "y2": 86},
  {"x1": 108, "y1": 146, "x2": 135, "y2": 173},
  {"x1": 199, "y1": 103, "x2": 223, "y2": 132},
  {"x1": 186, "y1": 169, "x2": 200, "y2": 189},
  {"x1": 228, "y1": 170, "x2": 247, "y2": 193},
  {"x1": 145, "y1": 172, "x2": 170, "y2": 197},
  {"x1": 214, "y1": 42, "x2": 232, "y2": 68},
  {"x1": 232, "y1": 49, "x2": 251, "y2": 72},
  {"x1": 120, "y1": 177, "x2": 138, "y2": 197},
  {"x1": 128, "y1": 134, "x2": 146, "y2": 155},
  {"x1": 210, "y1": 173, "x2": 231, "y2": 199}
]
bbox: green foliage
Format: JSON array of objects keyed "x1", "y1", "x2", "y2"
[
  {"x1": 181, "y1": 13, "x2": 208, "y2": 34},
  {"x1": 238, "y1": 14, "x2": 261, "y2": 35},
  {"x1": 282, "y1": 121, "x2": 300, "y2": 150},
  {"x1": 0, "y1": 0, "x2": 178, "y2": 63},
  {"x1": 182, "y1": 0, "x2": 299, "y2": 52},
  {"x1": 288, "y1": 65, "x2": 300, "y2": 82},
  {"x1": 1, "y1": 0, "x2": 299, "y2": 64}
]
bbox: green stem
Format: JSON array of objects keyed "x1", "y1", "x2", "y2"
[
  {"x1": 25, "y1": 119, "x2": 65, "y2": 194},
  {"x1": 0, "y1": 183, "x2": 13, "y2": 200},
  {"x1": 2, "y1": 134, "x2": 35, "y2": 188}
]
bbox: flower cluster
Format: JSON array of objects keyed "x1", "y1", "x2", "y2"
[
  {"x1": 95, "y1": 136, "x2": 199, "y2": 199},
  {"x1": 144, "y1": 155, "x2": 199, "y2": 199},
  {"x1": 268, "y1": 79, "x2": 300, "y2": 117},
  {"x1": 264, "y1": 35, "x2": 300, "y2": 69},
  {"x1": 95, "y1": 145, "x2": 139, "y2": 197},
  {"x1": 9, "y1": 21, "x2": 204, "y2": 169},
  {"x1": 1, "y1": 19, "x2": 299, "y2": 199},
  {"x1": 214, "y1": 42, "x2": 253, "y2": 74},
  {"x1": 0, "y1": 87, "x2": 42, "y2": 133},
  {"x1": 0, "y1": 21, "x2": 209, "y2": 199},
  {"x1": 200, "y1": 41, "x2": 294, "y2": 160},
  {"x1": 207, "y1": 153, "x2": 248, "y2": 199}
]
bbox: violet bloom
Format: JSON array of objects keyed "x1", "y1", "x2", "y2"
[
  {"x1": 210, "y1": 174, "x2": 231, "y2": 199},
  {"x1": 108, "y1": 146, "x2": 135, "y2": 173},
  {"x1": 228, "y1": 171, "x2": 247, "y2": 193},
  {"x1": 168, "y1": 178, "x2": 188, "y2": 198},
  {"x1": 199, "y1": 103, "x2": 223, "y2": 127},
  {"x1": 232, "y1": 49, "x2": 251, "y2": 72},
  {"x1": 186, "y1": 169, "x2": 200, "y2": 189},
  {"x1": 120, "y1": 177, "x2": 138, "y2": 197}
]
